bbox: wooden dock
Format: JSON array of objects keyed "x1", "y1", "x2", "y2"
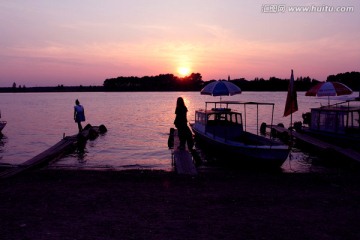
[
  {"x1": 169, "y1": 128, "x2": 197, "y2": 175},
  {"x1": 269, "y1": 125, "x2": 360, "y2": 162},
  {"x1": 0, "y1": 124, "x2": 107, "y2": 178}
]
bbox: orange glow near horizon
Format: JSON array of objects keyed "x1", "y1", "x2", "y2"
[
  {"x1": 177, "y1": 67, "x2": 191, "y2": 77},
  {"x1": 0, "y1": 1, "x2": 359, "y2": 87}
]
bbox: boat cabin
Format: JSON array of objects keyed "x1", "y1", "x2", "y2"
[
  {"x1": 309, "y1": 100, "x2": 360, "y2": 134},
  {"x1": 195, "y1": 108, "x2": 243, "y2": 140}
]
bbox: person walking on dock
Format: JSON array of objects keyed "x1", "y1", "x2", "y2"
[
  {"x1": 74, "y1": 99, "x2": 85, "y2": 132},
  {"x1": 174, "y1": 97, "x2": 193, "y2": 150}
]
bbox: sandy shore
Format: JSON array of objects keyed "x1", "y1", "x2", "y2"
[{"x1": 1, "y1": 168, "x2": 360, "y2": 240}]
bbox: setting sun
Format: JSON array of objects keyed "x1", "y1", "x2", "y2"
[{"x1": 177, "y1": 67, "x2": 191, "y2": 77}]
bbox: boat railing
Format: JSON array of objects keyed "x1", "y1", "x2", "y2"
[
  {"x1": 211, "y1": 108, "x2": 231, "y2": 112},
  {"x1": 319, "y1": 99, "x2": 360, "y2": 110},
  {"x1": 204, "y1": 101, "x2": 275, "y2": 137}
]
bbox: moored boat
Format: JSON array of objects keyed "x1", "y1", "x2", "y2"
[
  {"x1": 301, "y1": 99, "x2": 360, "y2": 149},
  {"x1": 190, "y1": 101, "x2": 290, "y2": 167}
]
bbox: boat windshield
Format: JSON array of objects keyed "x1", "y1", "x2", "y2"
[
  {"x1": 207, "y1": 111, "x2": 242, "y2": 125},
  {"x1": 204, "y1": 101, "x2": 275, "y2": 134}
]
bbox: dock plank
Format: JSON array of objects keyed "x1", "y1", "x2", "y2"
[
  {"x1": 0, "y1": 125, "x2": 105, "y2": 179},
  {"x1": 291, "y1": 131, "x2": 332, "y2": 150},
  {"x1": 0, "y1": 137, "x2": 77, "y2": 178},
  {"x1": 170, "y1": 128, "x2": 197, "y2": 175},
  {"x1": 269, "y1": 125, "x2": 360, "y2": 162},
  {"x1": 173, "y1": 150, "x2": 197, "y2": 175},
  {"x1": 331, "y1": 146, "x2": 360, "y2": 162}
]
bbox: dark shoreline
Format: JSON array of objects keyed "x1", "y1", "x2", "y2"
[{"x1": 1, "y1": 168, "x2": 360, "y2": 240}]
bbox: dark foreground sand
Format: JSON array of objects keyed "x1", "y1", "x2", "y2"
[{"x1": 1, "y1": 168, "x2": 360, "y2": 240}]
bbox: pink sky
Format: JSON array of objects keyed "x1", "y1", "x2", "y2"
[{"x1": 0, "y1": 0, "x2": 359, "y2": 87}]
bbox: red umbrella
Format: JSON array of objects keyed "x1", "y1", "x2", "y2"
[
  {"x1": 305, "y1": 82, "x2": 352, "y2": 97},
  {"x1": 305, "y1": 82, "x2": 353, "y2": 105}
]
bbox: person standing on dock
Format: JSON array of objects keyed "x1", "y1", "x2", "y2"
[
  {"x1": 74, "y1": 99, "x2": 85, "y2": 132},
  {"x1": 174, "y1": 97, "x2": 193, "y2": 150}
]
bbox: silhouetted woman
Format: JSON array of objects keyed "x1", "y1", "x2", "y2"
[
  {"x1": 174, "y1": 97, "x2": 193, "y2": 150},
  {"x1": 74, "y1": 99, "x2": 85, "y2": 132}
]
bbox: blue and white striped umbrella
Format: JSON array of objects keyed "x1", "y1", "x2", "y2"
[{"x1": 201, "y1": 80, "x2": 241, "y2": 96}]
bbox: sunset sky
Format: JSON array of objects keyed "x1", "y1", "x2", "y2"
[{"x1": 0, "y1": 0, "x2": 359, "y2": 87}]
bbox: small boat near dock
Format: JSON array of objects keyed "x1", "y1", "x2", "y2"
[
  {"x1": 269, "y1": 99, "x2": 360, "y2": 163},
  {"x1": 190, "y1": 101, "x2": 290, "y2": 167},
  {"x1": 301, "y1": 99, "x2": 360, "y2": 150}
]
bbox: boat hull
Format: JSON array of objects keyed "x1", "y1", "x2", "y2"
[{"x1": 192, "y1": 127, "x2": 289, "y2": 167}]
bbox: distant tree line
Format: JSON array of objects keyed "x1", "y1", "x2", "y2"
[
  {"x1": 327, "y1": 71, "x2": 360, "y2": 90},
  {"x1": 1, "y1": 71, "x2": 359, "y2": 92},
  {"x1": 102, "y1": 73, "x2": 311, "y2": 92},
  {"x1": 103, "y1": 73, "x2": 203, "y2": 91},
  {"x1": 0, "y1": 84, "x2": 104, "y2": 93},
  {"x1": 103, "y1": 72, "x2": 360, "y2": 92},
  {"x1": 230, "y1": 76, "x2": 315, "y2": 91}
]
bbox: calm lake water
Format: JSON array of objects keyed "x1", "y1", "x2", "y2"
[{"x1": 0, "y1": 91, "x2": 358, "y2": 173}]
